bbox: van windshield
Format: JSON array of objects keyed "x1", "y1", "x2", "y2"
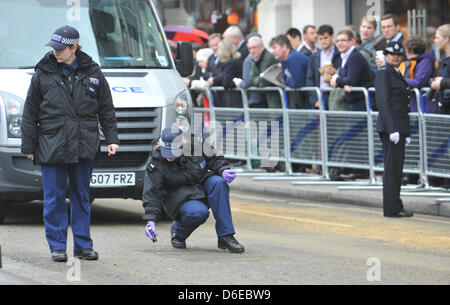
[{"x1": 0, "y1": 0, "x2": 171, "y2": 69}]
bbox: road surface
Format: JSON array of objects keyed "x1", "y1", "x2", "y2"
[{"x1": 0, "y1": 192, "x2": 449, "y2": 285}]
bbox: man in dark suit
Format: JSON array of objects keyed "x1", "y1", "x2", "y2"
[
  {"x1": 374, "y1": 14, "x2": 405, "y2": 68},
  {"x1": 286, "y1": 27, "x2": 318, "y2": 58},
  {"x1": 329, "y1": 29, "x2": 374, "y2": 179},
  {"x1": 330, "y1": 29, "x2": 374, "y2": 111},
  {"x1": 203, "y1": 33, "x2": 222, "y2": 80},
  {"x1": 223, "y1": 25, "x2": 248, "y2": 65},
  {"x1": 375, "y1": 41, "x2": 414, "y2": 218}
]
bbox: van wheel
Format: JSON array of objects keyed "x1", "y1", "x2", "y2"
[{"x1": 0, "y1": 198, "x2": 9, "y2": 224}]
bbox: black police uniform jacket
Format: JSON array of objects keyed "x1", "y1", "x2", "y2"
[
  {"x1": 21, "y1": 50, "x2": 119, "y2": 164},
  {"x1": 142, "y1": 138, "x2": 231, "y2": 222},
  {"x1": 375, "y1": 63, "x2": 410, "y2": 135}
]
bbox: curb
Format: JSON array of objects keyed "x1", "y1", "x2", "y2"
[{"x1": 229, "y1": 177, "x2": 450, "y2": 218}]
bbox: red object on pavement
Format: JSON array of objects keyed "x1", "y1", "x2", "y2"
[
  {"x1": 203, "y1": 94, "x2": 211, "y2": 129},
  {"x1": 164, "y1": 25, "x2": 210, "y2": 45}
]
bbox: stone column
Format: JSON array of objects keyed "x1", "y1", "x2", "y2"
[
  {"x1": 291, "y1": 0, "x2": 346, "y2": 33},
  {"x1": 258, "y1": 0, "x2": 347, "y2": 48},
  {"x1": 257, "y1": 0, "x2": 292, "y2": 46}
]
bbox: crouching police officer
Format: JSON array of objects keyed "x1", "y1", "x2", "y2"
[
  {"x1": 21, "y1": 26, "x2": 119, "y2": 262},
  {"x1": 375, "y1": 41, "x2": 414, "y2": 218},
  {"x1": 142, "y1": 125, "x2": 244, "y2": 253}
]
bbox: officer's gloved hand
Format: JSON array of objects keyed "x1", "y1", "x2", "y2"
[
  {"x1": 145, "y1": 221, "x2": 157, "y2": 241},
  {"x1": 405, "y1": 137, "x2": 411, "y2": 145},
  {"x1": 222, "y1": 169, "x2": 237, "y2": 183},
  {"x1": 389, "y1": 132, "x2": 400, "y2": 144}
]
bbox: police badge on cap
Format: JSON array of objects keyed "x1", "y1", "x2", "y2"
[
  {"x1": 383, "y1": 41, "x2": 404, "y2": 56},
  {"x1": 45, "y1": 25, "x2": 80, "y2": 50}
]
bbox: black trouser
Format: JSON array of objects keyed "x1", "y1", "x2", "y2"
[{"x1": 380, "y1": 132, "x2": 406, "y2": 216}]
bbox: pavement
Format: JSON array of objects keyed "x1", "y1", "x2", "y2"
[{"x1": 229, "y1": 172, "x2": 450, "y2": 218}]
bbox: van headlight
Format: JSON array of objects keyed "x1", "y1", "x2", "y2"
[
  {"x1": 0, "y1": 92, "x2": 25, "y2": 138},
  {"x1": 175, "y1": 91, "x2": 190, "y2": 116}
]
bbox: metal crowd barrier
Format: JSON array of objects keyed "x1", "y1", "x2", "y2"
[
  {"x1": 320, "y1": 87, "x2": 377, "y2": 186},
  {"x1": 207, "y1": 87, "x2": 250, "y2": 170},
  {"x1": 190, "y1": 86, "x2": 450, "y2": 197}
]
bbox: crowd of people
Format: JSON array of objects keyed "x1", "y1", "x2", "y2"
[{"x1": 183, "y1": 14, "x2": 450, "y2": 115}]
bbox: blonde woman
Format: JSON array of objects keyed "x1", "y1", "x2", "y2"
[{"x1": 207, "y1": 40, "x2": 242, "y2": 107}]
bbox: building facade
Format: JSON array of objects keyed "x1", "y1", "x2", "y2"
[
  {"x1": 157, "y1": 0, "x2": 449, "y2": 48},
  {"x1": 257, "y1": 0, "x2": 449, "y2": 47}
]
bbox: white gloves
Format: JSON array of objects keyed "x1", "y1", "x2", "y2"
[
  {"x1": 389, "y1": 132, "x2": 400, "y2": 144},
  {"x1": 389, "y1": 132, "x2": 410, "y2": 145}
]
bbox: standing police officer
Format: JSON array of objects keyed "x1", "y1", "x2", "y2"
[
  {"x1": 21, "y1": 26, "x2": 119, "y2": 262},
  {"x1": 375, "y1": 41, "x2": 414, "y2": 218}
]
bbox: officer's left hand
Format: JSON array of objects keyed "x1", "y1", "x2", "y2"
[
  {"x1": 108, "y1": 144, "x2": 119, "y2": 156},
  {"x1": 222, "y1": 169, "x2": 237, "y2": 183}
]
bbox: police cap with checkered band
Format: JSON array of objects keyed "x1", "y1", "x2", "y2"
[
  {"x1": 383, "y1": 41, "x2": 404, "y2": 56},
  {"x1": 45, "y1": 25, "x2": 80, "y2": 50},
  {"x1": 160, "y1": 125, "x2": 184, "y2": 159}
]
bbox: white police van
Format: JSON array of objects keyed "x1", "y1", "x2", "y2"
[{"x1": 0, "y1": 0, "x2": 194, "y2": 222}]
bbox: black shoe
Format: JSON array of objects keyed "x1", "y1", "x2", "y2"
[
  {"x1": 218, "y1": 235, "x2": 245, "y2": 253},
  {"x1": 170, "y1": 223, "x2": 186, "y2": 249},
  {"x1": 385, "y1": 209, "x2": 414, "y2": 218},
  {"x1": 74, "y1": 249, "x2": 99, "y2": 260},
  {"x1": 51, "y1": 250, "x2": 68, "y2": 262}
]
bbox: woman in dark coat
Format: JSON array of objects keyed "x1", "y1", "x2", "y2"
[
  {"x1": 208, "y1": 40, "x2": 242, "y2": 107},
  {"x1": 21, "y1": 26, "x2": 119, "y2": 262},
  {"x1": 142, "y1": 125, "x2": 244, "y2": 253}
]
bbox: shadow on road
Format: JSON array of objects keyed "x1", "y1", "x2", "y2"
[{"x1": 1, "y1": 200, "x2": 146, "y2": 226}]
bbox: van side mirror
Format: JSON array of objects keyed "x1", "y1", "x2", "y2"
[{"x1": 175, "y1": 41, "x2": 194, "y2": 77}]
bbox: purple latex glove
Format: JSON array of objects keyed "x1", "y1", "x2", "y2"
[
  {"x1": 145, "y1": 221, "x2": 157, "y2": 242},
  {"x1": 222, "y1": 169, "x2": 237, "y2": 183}
]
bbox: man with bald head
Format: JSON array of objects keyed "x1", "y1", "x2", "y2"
[
  {"x1": 247, "y1": 36, "x2": 280, "y2": 108},
  {"x1": 223, "y1": 25, "x2": 248, "y2": 63}
]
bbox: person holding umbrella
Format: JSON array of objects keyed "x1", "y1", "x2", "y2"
[
  {"x1": 142, "y1": 125, "x2": 244, "y2": 253},
  {"x1": 375, "y1": 41, "x2": 414, "y2": 218}
]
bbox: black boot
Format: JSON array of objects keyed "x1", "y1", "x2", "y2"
[
  {"x1": 51, "y1": 250, "x2": 68, "y2": 262},
  {"x1": 74, "y1": 249, "x2": 99, "y2": 260},
  {"x1": 170, "y1": 223, "x2": 186, "y2": 249},
  {"x1": 218, "y1": 235, "x2": 245, "y2": 253}
]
